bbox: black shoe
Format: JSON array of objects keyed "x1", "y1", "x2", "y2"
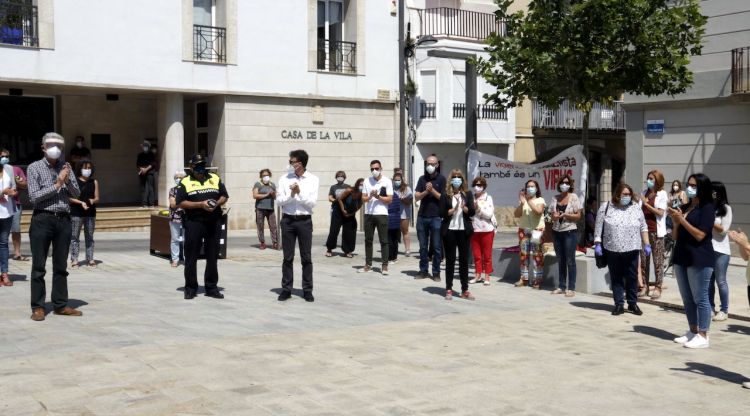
[
  {"x1": 205, "y1": 290, "x2": 224, "y2": 299},
  {"x1": 277, "y1": 290, "x2": 292, "y2": 301},
  {"x1": 611, "y1": 304, "x2": 624, "y2": 315},
  {"x1": 431, "y1": 274, "x2": 441, "y2": 282},
  {"x1": 303, "y1": 292, "x2": 315, "y2": 302},
  {"x1": 628, "y1": 304, "x2": 643, "y2": 315},
  {"x1": 184, "y1": 288, "x2": 196, "y2": 300}
]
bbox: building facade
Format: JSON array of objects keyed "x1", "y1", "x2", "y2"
[
  {"x1": 623, "y1": 0, "x2": 750, "y2": 232},
  {"x1": 0, "y1": 0, "x2": 400, "y2": 228}
]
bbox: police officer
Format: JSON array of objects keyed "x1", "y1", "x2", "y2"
[{"x1": 175, "y1": 154, "x2": 229, "y2": 300}]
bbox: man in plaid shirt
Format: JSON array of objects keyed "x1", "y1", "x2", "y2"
[{"x1": 27, "y1": 132, "x2": 81, "y2": 321}]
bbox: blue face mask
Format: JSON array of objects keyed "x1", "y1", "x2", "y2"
[
  {"x1": 686, "y1": 186, "x2": 697, "y2": 199},
  {"x1": 620, "y1": 196, "x2": 632, "y2": 206},
  {"x1": 451, "y1": 178, "x2": 462, "y2": 188},
  {"x1": 526, "y1": 187, "x2": 536, "y2": 195},
  {"x1": 646, "y1": 179, "x2": 654, "y2": 189},
  {"x1": 394, "y1": 180, "x2": 402, "y2": 187},
  {"x1": 0, "y1": 157, "x2": 8, "y2": 165}
]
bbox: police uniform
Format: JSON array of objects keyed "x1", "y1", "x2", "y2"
[{"x1": 175, "y1": 169, "x2": 228, "y2": 298}]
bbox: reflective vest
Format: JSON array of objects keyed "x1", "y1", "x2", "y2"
[{"x1": 180, "y1": 173, "x2": 220, "y2": 196}]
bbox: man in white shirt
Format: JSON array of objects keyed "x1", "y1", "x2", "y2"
[
  {"x1": 359, "y1": 160, "x2": 393, "y2": 275},
  {"x1": 276, "y1": 149, "x2": 320, "y2": 302}
]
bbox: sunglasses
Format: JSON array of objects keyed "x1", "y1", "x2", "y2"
[{"x1": 288, "y1": 160, "x2": 299, "y2": 165}]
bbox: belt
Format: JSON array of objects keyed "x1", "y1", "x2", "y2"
[
  {"x1": 283, "y1": 214, "x2": 311, "y2": 221},
  {"x1": 33, "y1": 210, "x2": 70, "y2": 218}
]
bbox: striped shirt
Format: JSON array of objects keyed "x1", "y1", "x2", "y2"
[{"x1": 27, "y1": 158, "x2": 80, "y2": 213}]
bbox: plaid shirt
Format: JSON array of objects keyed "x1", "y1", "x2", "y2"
[{"x1": 27, "y1": 158, "x2": 80, "y2": 213}]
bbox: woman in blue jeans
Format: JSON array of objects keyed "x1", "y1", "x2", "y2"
[
  {"x1": 668, "y1": 173, "x2": 715, "y2": 349},
  {"x1": 549, "y1": 174, "x2": 582, "y2": 297},
  {"x1": 0, "y1": 155, "x2": 17, "y2": 286},
  {"x1": 709, "y1": 181, "x2": 732, "y2": 321}
]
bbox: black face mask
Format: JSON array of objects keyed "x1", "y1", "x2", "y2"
[{"x1": 193, "y1": 165, "x2": 207, "y2": 174}]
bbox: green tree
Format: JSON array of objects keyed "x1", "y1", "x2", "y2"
[{"x1": 476, "y1": 0, "x2": 706, "y2": 161}]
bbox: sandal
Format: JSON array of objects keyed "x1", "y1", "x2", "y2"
[
  {"x1": 88, "y1": 261, "x2": 97, "y2": 268},
  {"x1": 12, "y1": 255, "x2": 29, "y2": 261},
  {"x1": 70, "y1": 262, "x2": 78, "y2": 269},
  {"x1": 345, "y1": 253, "x2": 353, "y2": 258},
  {"x1": 514, "y1": 279, "x2": 528, "y2": 287},
  {"x1": 1, "y1": 273, "x2": 12, "y2": 286},
  {"x1": 325, "y1": 251, "x2": 333, "y2": 257},
  {"x1": 650, "y1": 288, "x2": 662, "y2": 300}
]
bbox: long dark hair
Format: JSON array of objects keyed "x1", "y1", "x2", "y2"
[
  {"x1": 688, "y1": 173, "x2": 713, "y2": 207},
  {"x1": 351, "y1": 178, "x2": 364, "y2": 199},
  {"x1": 711, "y1": 181, "x2": 729, "y2": 217}
]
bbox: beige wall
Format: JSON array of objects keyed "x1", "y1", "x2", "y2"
[{"x1": 222, "y1": 96, "x2": 397, "y2": 229}]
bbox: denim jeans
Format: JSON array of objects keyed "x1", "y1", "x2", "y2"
[
  {"x1": 0, "y1": 216, "x2": 12, "y2": 273},
  {"x1": 674, "y1": 264, "x2": 713, "y2": 332},
  {"x1": 416, "y1": 216, "x2": 442, "y2": 276},
  {"x1": 709, "y1": 252, "x2": 730, "y2": 313},
  {"x1": 169, "y1": 221, "x2": 182, "y2": 262},
  {"x1": 553, "y1": 230, "x2": 577, "y2": 291}
]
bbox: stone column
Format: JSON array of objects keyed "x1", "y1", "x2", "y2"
[
  {"x1": 157, "y1": 93, "x2": 185, "y2": 207},
  {"x1": 599, "y1": 154, "x2": 612, "y2": 204}
]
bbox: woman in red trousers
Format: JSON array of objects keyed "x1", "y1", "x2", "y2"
[{"x1": 469, "y1": 177, "x2": 495, "y2": 286}]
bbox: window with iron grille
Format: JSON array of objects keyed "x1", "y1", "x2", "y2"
[
  {"x1": 0, "y1": 0, "x2": 38, "y2": 47},
  {"x1": 193, "y1": 0, "x2": 226, "y2": 63},
  {"x1": 317, "y1": 0, "x2": 356, "y2": 73}
]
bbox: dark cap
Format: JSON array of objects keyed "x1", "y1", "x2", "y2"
[{"x1": 189, "y1": 154, "x2": 206, "y2": 166}]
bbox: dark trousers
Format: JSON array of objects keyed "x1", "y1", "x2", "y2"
[
  {"x1": 281, "y1": 216, "x2": 313, "y2": 293},
  {"x1": 388, "y1": 228, "x2": 400, "y2": 261},
  {"x1": 326, "y1": 212, "x2": 357, "y2": 254},
  {"x1": 364, "y1": 214, "x2": 389, "y2": 266},
  {"x1": 606, "y1": 249, "x2": 639, "y2": 306},
  {"x1": 30, "y1": 213, "x2": 72, "y2": 310},
  {"x1": 140, "y1": 172, "x2": 156, "y2": 206},
  {"x1": 444, "y1": 229, "x2": 470, "y2": 293},
  {"x1": 183, "y1": 217, "x2": 221, "y2": 292},
  {"x1": 553, "y1": 230, "x2": 578, "y2": 291}
]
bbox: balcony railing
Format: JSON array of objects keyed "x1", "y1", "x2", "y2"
[
  {"x1": 732, "y1": 46, "x2": 750, "y2": 94},
  {"x1": 317, "y1": 39, "x2": 357, "y2": 74},
  {"x1": 0, "y1": 1, "x2": 38, "y2": 47},
  {"x1": 420, "y1": 102, "x2": 436, "y2": 119},
  {"x1": 193, "y1": 24, "x2": 226, "y2": 63},
  {"x1": 532, "y1": 100, "x2": 625, "y2": 130},
  {"x1": 453, "y1": 103, "x2": 507, "y2": 120},
  {"x1": 417, "y1": 8, "x2": 505, "y2": 41}
]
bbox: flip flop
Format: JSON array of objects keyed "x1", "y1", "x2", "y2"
[
  {"x1": 325, "y1": 251, "x2": 333, "y2": 257},
  {"x1": 345, "y1": 253, "x2": 353, "y2": 258},
  {"x1": 12, "y1": 255, "x2": 29, "y2": 261}
]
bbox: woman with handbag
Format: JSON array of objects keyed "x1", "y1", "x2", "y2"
[
  {"x1": 514, "y1": 179, "x2": 546, "y2": 289},
  {"x1": 549, "y1": 174, "x2": 582, "y2": 297},
  {"x1": 594, "y1": 183, "x2": 650, "y2": 316},
  {"x1": 439, "y1": 169, "x2": 475, "y2": 301}
]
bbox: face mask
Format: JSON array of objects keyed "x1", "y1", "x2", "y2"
[
  {"x1": 394, "y1": 180, "x2": 402, "y2": 187},
  {"x1": 0, "y1": 157, "x2": 8, "y2": 165},
  {"x1": 473, "y1": 186, "x2": 484, "y2": 193},
  {"x1": 81, "y1": 169, "x2": 92, "y2": 178},
  {"x1": 287, "y1": 165, "x2": 296, "y2": 174},
  {"x1": 76, "y1": 142, "x2": 83, "y2": 149},
  {"x1": 620, "y1": 196, "x2": 632, "y2": 206},
  {"x1": 673, "y1": 185, "x2": 679, "y2": 192},
  {"x1": 559, "y1": 184, "x2": 570, "y2": 193},
  {"x1": 451, "y1": 178, "x2": 462, "y2": 188},
  {"x1": 425, "y1": 165, "x2": 436, "y2": 175},
  {"x1": 371, "y1": 169, "x2": 380, "y2": 178},
  {"x1": 142, "y1": 146, "x2": 149, "y2": 152},
  {"x1": 45, "y1": 146, "x2": 62, "y2": 160},
  {"x1": 336, "y1": 176, "x2": 344, "y2": 183},
  {"x1": 193, "y1": 165, "x2": 207, "y2": 174},
  {"x1": 358, "y1": 186, "x2": 364, "y2": 192},
  {"x1": 646, "y1": 179, "x2": 654, "y2": 189},
  {"x1": 686, "y1": 186, "x2": 697, "y2": 199},
  {"x1": 526, "y1": 187, "x2": 536, "y2": 195},
  {"x1": 175, "y1": 178, "x2": 181, "y2": 185},
  {"x1": 262, "y1": 175, "x2": 270, "y2": 184}
]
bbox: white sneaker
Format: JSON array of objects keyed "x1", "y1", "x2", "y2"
[
  {"x1": 713, "y1": 311, "x2": 728, "y2": 321},
  {"x1": 743, "y1": 381, "x2": 750, "y2": 389},
  {"x1": 468, "y1": 277, "x2": 481, "y2": 284},
  {"x1": 381, "y1": 264, "x2": 389, "y2": 276},
  {"x1": 389, "y1": 259, "x2": 398, "y2": 265},
  {"x1": 683, "y1": 334, "x2": 709, "y2": 349},
  {"x1": 673, "y1": 331, "x2": 696, "y2": 344},
  {"x1": 358, "y1": 266, "x2": 372, "y2": 273}
]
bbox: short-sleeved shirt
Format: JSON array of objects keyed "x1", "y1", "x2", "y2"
[
  {"x1": 549, "y1": 193, "x2": 581, "y2": 232},
  {"x1": 329, "y1": 182, "x2": 349, "y2": 207},
  {"x1": 415, "y1": 174, "x2": 446, "y2": 218},
  {"x1": 175, "y1": 173, "x2": 228, "y2": 222},
  {"x1": 712, "y1": 205, "x2": 732, "y2": 256},
  {"x1": 363, "y1": 175, "x2": 393, "y2": 216},
  {"x1": 169, "y1": 186, "x2": 185, "y2": 223},
  {"x1": 12, "y1": 165, "x2": 26, "y2": 205},
  {"x1": 518, "y1": 197, "x2": 546, "y2": 230},
  {"x1": 253, "y1": 181, "x2": 276, "y2": 210},
  {"x1": 673, "y1": 203, "x2": 715, "y2": 268}
]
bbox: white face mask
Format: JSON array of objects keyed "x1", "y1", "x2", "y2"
[
  {"x1": 76, "y1": 142, "x2": 83, "y2": 149},
  {"x1": 358, "y1": 186, "x2": 364, "y2": 192},
  {"x1": 673, "y1": 185, "x2": 679, "y2": 192},
  {"x1": 287, "y1": 165, "x2": 296, "y2": 174},
  {"x1": 81, "y1": 169, "x2": 92, "y2": 178},
  {"x1": 560, "y1": 184, "x2": 570, "y2": 193},
  {"x1": 425, "y1": 165, "x2": 436, "y2": 175},
  {"x1": 175, "y1": 178, "x2": 181, "y2": 185},
  {"x1": 262, "y1": 175, "x2": 270, "y2": 184},
  {"x1": 142, "y1": 146, "x2": 149, "y2": 152},
  {"x1": 45, "y1": 146, "x2": 62, "y2": 160},
  {"x1": 371, "y1": 169, "x2": 380, "y2": 178},
  {"x1": 474, "y1": 186, "x2": 484, "y2": 193},
  {"x1": 336, "y1": 176, "x2": 345, "y2": 183}
]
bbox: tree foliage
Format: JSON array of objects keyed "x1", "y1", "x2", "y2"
[{"x1": 476, "y1": 0, "x2": 707, "y2": 112}]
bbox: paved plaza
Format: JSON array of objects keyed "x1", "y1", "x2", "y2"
[{"x1": 0, "y1": 230, "x2": 748, "y2": 415}]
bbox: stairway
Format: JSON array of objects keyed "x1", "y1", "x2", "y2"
[{"x1": 20, "y1": 207, "x2": 161, "y2": 232}]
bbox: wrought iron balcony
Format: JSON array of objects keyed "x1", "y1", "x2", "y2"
[
  {"x1": 416, "y1": 8, "x2": 505, "y2": 41},
  {"x1": 732, "y1": 46, "x2": 750, "y2": 94},
  {"x1": 0, "y1": 1, "x2": 38, "y2": 47},
  {"x1": 453, "y1": 103, "x2": 507, "y2": 120},
  {"x1": 193, "y1": 24, "x2": 226, "y2": 63},
  {"x1": 532, "y1": 100, "x2": 625, "y2": 130},
  {"x1": 420, "y1": 102, "x2": 436, "y2": 119},
  {"x1": 317, "y1": 39, "x2": 357, "y2": 74}
]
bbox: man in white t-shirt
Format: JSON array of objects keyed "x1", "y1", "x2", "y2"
[{"x1": 359, "y1": 160, "x2": 393, "y2": 275}]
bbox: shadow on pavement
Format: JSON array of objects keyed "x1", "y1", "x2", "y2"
[
  {"x1": 176, "y1": 286, "x2": 225, "y2": 294},
  {"x1": 723, "y1": 324, "x2": 750, "y2": 336},
  {"x1": 269, "y1": 288, "x2": 306, "y2": 297},
  {"x1": 670, "y1": 362, "x2": 750, "y2": 385},
  {"x1": 421, "y1": 287, "x2": 444, "y2": 297},
  {"x1": 9, "y1": 274, "x2": 27, "y2": 282},
  {"x1": 569, "y1": 301, "x2": 612, "y2": 312},
  {"x1": 632, "y1": 325, "x2": 675, "y2": 341}
]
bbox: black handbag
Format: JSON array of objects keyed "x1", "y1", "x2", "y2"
[{"x1": 595, "y1": 202, "x2": 610, "y2": 269}]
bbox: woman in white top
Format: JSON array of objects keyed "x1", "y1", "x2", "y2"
[
  {"x1": 639, "y1": 169, "x2": 669, "y2": 299},
  {"x1": 0, "y1": 153, "x2": 18, "y2": 286},
  {"x1": 549, "y1": 174, "x2": 582, "y2": 297},
  {"x1": 469, "y1": 176, "x2": 495, "y2": 286},
  {"x1": 439, "y1": 169, "x2": 475, "y2": 301},
  {"x1": 709, "y1": 181, "x2": 732, "y2": 321}
]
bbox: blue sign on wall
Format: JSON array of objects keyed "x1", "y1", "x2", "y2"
[{"x1": 646, "y1": 119, "x2": 664, "y2": 133}]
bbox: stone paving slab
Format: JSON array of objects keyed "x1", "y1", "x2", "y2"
[{"x1": 0, "y1": 230, "x2": 748, "y2": 415}]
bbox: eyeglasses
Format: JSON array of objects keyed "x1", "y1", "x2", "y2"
[
  {"x1": 289, "y1": 160, "x2": 299, "y2": 165},
  {"x1": 451, "y1": 176, "x2": 462, "y2": 179},
  {"x1": 370, "y1": 168, "x2": 380, "y2": 172}
]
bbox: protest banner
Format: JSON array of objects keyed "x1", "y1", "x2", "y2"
[{"x1": 467, "y1": 145, "x2": 588, "y2": 206}]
